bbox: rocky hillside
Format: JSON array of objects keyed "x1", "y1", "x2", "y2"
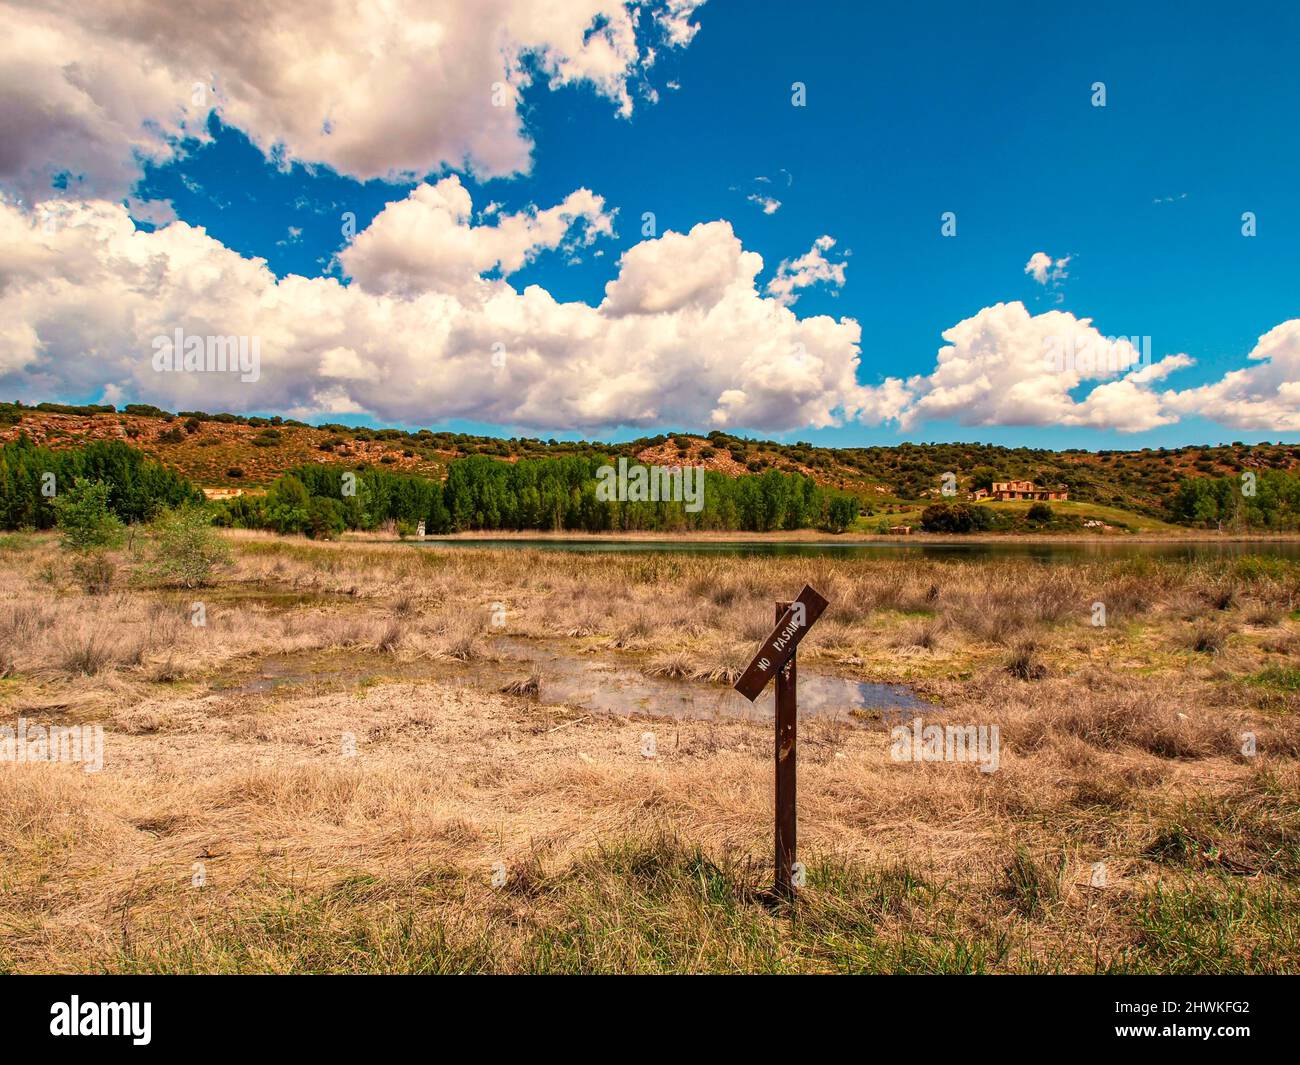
[{"x1": 4, "y1": 401, "x2": 1298, "y2": 518}]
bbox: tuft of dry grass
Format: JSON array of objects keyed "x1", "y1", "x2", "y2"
[
  {"x1": 1184, "y1": 621, "x2": 1231, "y2": 655},
  {"x1": 56, "y1": 630, "x2": 119, "y2": 675},
  {"x1": 890, "y1": 617, "x2": 945, "y2": 651},
  {"x1": 643, "y1": 650, "x2": 693, "y2": 679},
  {"x1": 500, "y1": 672, "x2": 542, "y2": 698},
  {"x1": 1005, "y1": 640, "x2": 1047, "y2": 681}
]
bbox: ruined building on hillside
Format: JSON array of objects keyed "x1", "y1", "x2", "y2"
[{"x1": 971, "y1": 480, "x2": 1069, "y2": 502}]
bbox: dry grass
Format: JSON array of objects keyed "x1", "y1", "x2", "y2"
[{"x1": 0, "y1": 530, "x2": 1298, "y2": 973}]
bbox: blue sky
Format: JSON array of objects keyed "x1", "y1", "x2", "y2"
[{"x1": 6, "y1": 0, "x2": 1299, "y2": 448}]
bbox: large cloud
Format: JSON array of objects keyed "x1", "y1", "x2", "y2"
[
  {"x1": 1163, "y1": 319, "x2": 1300, "y2": 431},
  {"x1": 340, "y1": 177, "x2": 615, "y2": 298},
  {"x1": 877, "y1": 301, "x2": 1196, "y2": 432},
  {"x1": 0, "y1": 0, "x2": 705, "y2": 202},
  {"x1": 600, "y1": 222, "x2": 763, "y2": 316},
  {"x1": 0, "y1": 194, "x2": 869, "y2": 432}
]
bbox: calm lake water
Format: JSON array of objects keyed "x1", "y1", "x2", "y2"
[{"x1": 413, "y1": 537, "x2": 1300, "y2": 562}]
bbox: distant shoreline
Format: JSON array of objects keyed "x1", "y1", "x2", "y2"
[{"x1": 389, "y1": 529, "x2": 1300, "y2": 546}]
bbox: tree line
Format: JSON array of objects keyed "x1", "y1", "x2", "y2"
[
  {"x1": 1170, "y1": 470, "x2": 1300, "y2": 530},
  {"x1": 213, "y1": 455, "x2": 861, "y2": 536},
  {"x1": 7, "y1": 435, "x2": 1299, "y2": 536},
  {"x1": 0, "y1": 435, "x2": 200, "y2": 530}
]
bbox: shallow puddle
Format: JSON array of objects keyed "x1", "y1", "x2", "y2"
[
  {"x1": 214, "y1": 637, "x2": 938, "y2": 727},
  {"x1": 213, "y1": 653, "x2": 432, "y2": 694},
  {"x1": 478, "y1": 637, "x2": 937, "y2": 728}
]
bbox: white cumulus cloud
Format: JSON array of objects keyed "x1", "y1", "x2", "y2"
[
  {"x1": 1164, "y1": 319, "x2": 1300, "y2": 431},
  {"x1": 0, "y1": 0, "x2": 705, "y2": 202},
  {"x1": 340, "y1": 177, "x2": 615, "y2": 298},
  {"x1": 0, "y1": 196, "x2": 869, "y2": 434},
  {"x1": 889, "y1": 301, "x2": 1193, "y2": 432}
]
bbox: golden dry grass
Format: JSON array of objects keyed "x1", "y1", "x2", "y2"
[{"x1": 1, "y1": 530, "x2": 1298, "y2": 973}]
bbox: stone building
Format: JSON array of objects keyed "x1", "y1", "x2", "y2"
[{"x1": 977, "y1": 480, "x2": 1068, "y2": 502}]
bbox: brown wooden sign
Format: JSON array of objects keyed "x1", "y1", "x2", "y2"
[
  {"x1": 734, "y1": 584, "x2": 830, "y2": 899},
  {"x1": 733, "y1": 584, "x2": 829, "y2": 702}
]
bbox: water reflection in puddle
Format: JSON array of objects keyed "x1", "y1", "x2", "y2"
[
  {"x1": 486, "y1": 638, "x2": 936, "y2": 728},
  {"x1": 216, "y1": 638, "x2": 938, "y2": 728}
]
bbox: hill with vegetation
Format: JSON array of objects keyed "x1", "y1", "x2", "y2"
[{"x1": 5, "y1": 400, "x2": 1300, "y2": 531}]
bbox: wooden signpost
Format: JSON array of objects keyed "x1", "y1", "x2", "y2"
[{"x1": 733, "y1": 584, "x2": 829, "y2": 898}]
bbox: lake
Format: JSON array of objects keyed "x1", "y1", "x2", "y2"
[{"x1": 412, "y1": 536, "x2": 1300, "y2": 562}]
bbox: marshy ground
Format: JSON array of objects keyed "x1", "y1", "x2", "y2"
[{"x1": 1, "y1": 530, "x2": 1298, "y2": 973}]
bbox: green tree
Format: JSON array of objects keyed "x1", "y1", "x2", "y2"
[
  {"x1": 306, "y1": 496, "x2": 346, "y2": 540},
  {"x1": 265, "y1": 474, "x2": 311, "y2": 533},
  {"x1": 970, "y1": 466, "x2": 999, "y2": 492},
  {"x1": 823, "y1": 493, "x2": 860, "y2": 533}
]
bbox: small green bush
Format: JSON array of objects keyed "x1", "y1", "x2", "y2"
[
  {"x1": 145, "y1": 504, "x2": 232, "y2": 588},
  {"x1": 53, "y1": 480, "x2": 124, "y2": 552}
]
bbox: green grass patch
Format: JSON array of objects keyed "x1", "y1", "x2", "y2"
[
  {"x1": 1113, "y1": 880, "x2": 1300, "y2": 974},
  {"x1": 73, "y1": 832, "x2": 1300, "y2": 974},
  {"x1": 1248, "y1": 666, "x2": 1300, "y2": 692}
]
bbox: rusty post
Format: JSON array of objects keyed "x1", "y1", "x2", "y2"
[{"x1": 774, "y1": 600, "x2": 797, "y2": 899}]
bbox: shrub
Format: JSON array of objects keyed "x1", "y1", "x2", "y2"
[
  {"x1": 921, "y1": 502, "x2": 974, "y2": 533},
  {"x1": 226, "y1": 467, "x2": 245, "y2": 479},
  {"x1": 918, "y1": 502, "x2": 999, "y2": 533},
  {"x1": 144, "y1": 504, "x2": 232, "y2": 588},
  {"x1": 53, "y1": 480, "x2": 124, "y2": 552},
  {"x1": 1026, "y1": 502, "x2": 1054, "y2": 523}
]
